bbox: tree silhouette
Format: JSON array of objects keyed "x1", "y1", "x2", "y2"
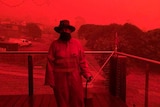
[
  {"x1": 78, "y1": 23, "x2": 160, "y2": 69},
  {"x1": 26, "y1": 23, "x2": 42, "y2": 40}
]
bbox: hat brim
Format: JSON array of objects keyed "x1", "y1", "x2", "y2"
[{"x1": 54, "y1": 26, "x2": 75, "y2": 33}]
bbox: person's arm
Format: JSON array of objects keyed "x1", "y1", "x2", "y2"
[
  {"x1": 78, "y1": 42, "x2": 93, "y2": 82},
  {"x1": 45, "y1": 42, "x2": 55, "y2": 87}
]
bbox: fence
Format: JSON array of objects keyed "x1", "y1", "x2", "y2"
[{"x1": 0, "y1": 51, "x2": 160, "y2": 107}]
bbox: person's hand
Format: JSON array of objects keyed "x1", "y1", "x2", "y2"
[
  {"x1": 50, "y1": 85, "x2": 55, "y2": 89},
  {"x1": 87, "y1": 76, "x2": 93, "y2": 82},
  {"x1": 50, "y1": 85, "x2": 53, "y2": 88}
]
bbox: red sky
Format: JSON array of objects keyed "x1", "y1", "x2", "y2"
[{"x1": 0, "y1": 0, "x2": 160, "y2": 31}]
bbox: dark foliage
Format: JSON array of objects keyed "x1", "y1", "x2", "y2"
[
  {"x1": 26, "y1": 23, "x2": 42, "y2": 39},
  {"x1": 78, "y1": 23, "x2": 160, "y2": 68}
]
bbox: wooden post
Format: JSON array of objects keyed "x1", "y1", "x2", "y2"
[
  {"x1": 117, "y1": 56, "x2": 126, "y2": 102},
  {"x1": 109, "y1": 55, "x2": 118, "y2": 96},
  {"x1": 145, "y1": 64, "x2": 149, "y2": 107},
  {"x1": 109, "y1": 55, "x2": 126, "y2": 102},
  {"x1": 28, "y1": 55, "x2": 33, "y2": 96}
]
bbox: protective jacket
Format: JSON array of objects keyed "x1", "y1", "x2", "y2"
[{"x1": 45, "y1": 38, "x2": 92, "y2": 107}]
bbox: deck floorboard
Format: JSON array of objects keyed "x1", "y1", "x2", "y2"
[{"x1": 0, "y1": 93, "x2": 128, "y2": 107}]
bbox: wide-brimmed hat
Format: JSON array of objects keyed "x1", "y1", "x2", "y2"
[{"x1": 54, "y1": 20, "x2": 75, "y2": 33}]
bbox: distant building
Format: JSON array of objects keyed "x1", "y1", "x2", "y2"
[{"x1": 0, "y1": 42, "x2": 19, "y2": 51}]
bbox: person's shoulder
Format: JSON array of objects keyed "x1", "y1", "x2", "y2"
[
  {"x1": 52, "y1": 39, "x2": 60, "y2": 43},
  {"x1": 50, "y1": 39, "x2": 59, "y2": 46}
]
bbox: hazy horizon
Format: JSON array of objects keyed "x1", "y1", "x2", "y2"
[{"x1": 0, "y1": 0, "x2": 160, "y2": 31}]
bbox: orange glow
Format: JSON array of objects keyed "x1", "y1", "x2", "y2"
[{"x1": 0, "y1": 0, "x2": 160, "y2": 30}]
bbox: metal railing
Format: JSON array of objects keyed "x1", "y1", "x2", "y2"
[
  {"x1": 0, "y1": 50, "x2": 160, "y2": 107},
  {"x1": 116, "y1": 51, "x2": 160, "y2": 107},
  {"x1": 0, "y1": 51, "x2": 114, "y2": 95}
]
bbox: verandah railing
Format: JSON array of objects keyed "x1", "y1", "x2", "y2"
[
  {"x1": 0, "y1": 51, "x2": 160, "y2": 107},
  {"x1": 116, "y1": 52, "x2": 160, "y2": 107}
]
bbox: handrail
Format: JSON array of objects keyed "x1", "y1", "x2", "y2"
[
  {"x1": 115, "y1": 52, "x2": 160, "y2": 107},
  {"x1": 1, "y1": 50, "x2": 160, "y2": 65},
  {"x1": 0, "y1": 50, "x2": 114, "y2": 96},
  {"x1": 0, "y1": 51, "x2": 48, "y2": 54},
  {"x1": 1, "y1": 50, "x2": 160, "y2": 107},
  {"x1": 0, "y1": 50, "x2": 114, "y2": 54},
  {"x1": 116, "y1": 52, "x2": 160, "y2": 65}
]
